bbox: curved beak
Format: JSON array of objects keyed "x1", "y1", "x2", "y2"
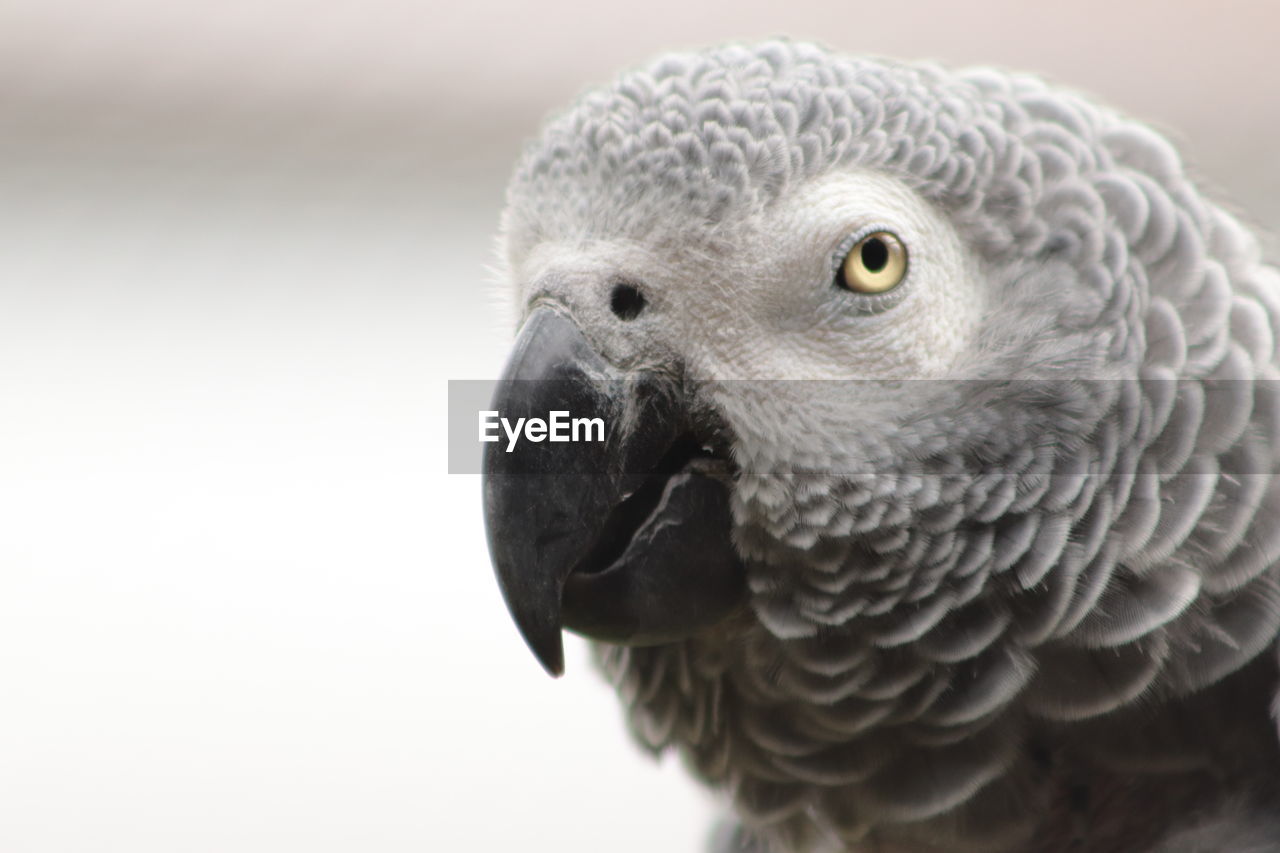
[{"x1": 482, "y1": 307, "x2": 744, "y2": 676}]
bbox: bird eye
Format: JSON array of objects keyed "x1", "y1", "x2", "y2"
[{"x1": 837, "y1": 231, "x2": 908, "y2": 294}]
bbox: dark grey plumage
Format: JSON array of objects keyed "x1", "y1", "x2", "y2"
[{"x1": 495, "y1": 40, "x2": 1280, "y2": 851}]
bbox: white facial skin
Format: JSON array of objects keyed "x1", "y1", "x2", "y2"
[
  {"x1": 690, "y1": 170, "x2": 988, "y2": 382},
  {"x1": 509, "y1": 170, "x2": 989, "y2": 385}
]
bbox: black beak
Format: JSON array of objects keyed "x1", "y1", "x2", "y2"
[{"x1": 482, "y1": 307, "x2": 745, "y2": 676}]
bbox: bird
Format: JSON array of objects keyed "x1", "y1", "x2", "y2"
[{"x1": 480, "y1": 39, "x2": 1280, "y2": 852}]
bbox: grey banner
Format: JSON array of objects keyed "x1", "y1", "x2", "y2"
[{"x1": 448, "y1": 378, "x2": 1278, "y2": 476}]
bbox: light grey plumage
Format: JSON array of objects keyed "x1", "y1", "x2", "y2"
[{"x1": 490, "y1": 40, "x2": 1280, "y2": 851}]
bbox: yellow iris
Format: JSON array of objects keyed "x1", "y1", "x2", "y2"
[{"x1": 840, "y1": 231, "x2": 908, "y2": 294}]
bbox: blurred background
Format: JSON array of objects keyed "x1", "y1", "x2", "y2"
[{"x1": 1, "y1": 1, "x2": 1276, "y2": 851}]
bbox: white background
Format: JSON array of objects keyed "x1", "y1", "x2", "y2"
[{"x1": 1, "y1": 2, "x2": 1277, "y2": 851}]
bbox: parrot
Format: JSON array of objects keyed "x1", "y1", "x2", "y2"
[{"x1": 480, "y1": 40, "x2": 1280, "y2": 852}]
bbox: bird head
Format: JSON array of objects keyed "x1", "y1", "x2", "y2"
[{"x1": 484, "y1": 40, "x2": 1153, "y2": 670}]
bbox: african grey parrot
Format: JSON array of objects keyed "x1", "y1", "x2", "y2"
[{"x1": 480, "y1": 40, "x2": 1280, "y2": 852}]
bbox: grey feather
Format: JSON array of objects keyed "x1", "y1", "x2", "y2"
[{"x1": 500, "y1": 39, "x2": 1280, "y2": 852}]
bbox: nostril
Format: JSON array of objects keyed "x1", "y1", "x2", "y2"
[{"x1": 610, "y1": 282, "x2": 646, "y2": 321}]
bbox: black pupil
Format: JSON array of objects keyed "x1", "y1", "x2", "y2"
[{"x1": 860, "y1": 237, "x2": 888, "y2": 273}]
